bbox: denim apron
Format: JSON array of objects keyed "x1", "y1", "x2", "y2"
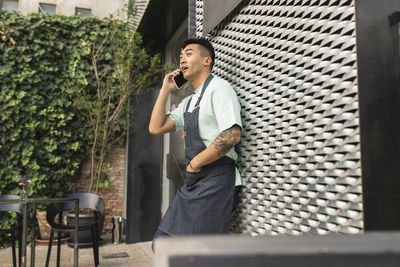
[{"x1": 158, "y1": 75, "x2": 235, "y2": 235}]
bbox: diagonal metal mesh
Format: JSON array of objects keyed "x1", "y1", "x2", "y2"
[
  {"x1": 195, "y1": 0, "x2": 204, "y2": 37},
  {"x1": 195, "y1": 0, "x2": 363, "y2": 236}
]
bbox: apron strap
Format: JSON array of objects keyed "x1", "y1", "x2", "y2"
[
  {"x1": 185, "y1": 75, "x2": 214, "y2": 113},
  {"x1": 185, "y1": 96, "x2": 193, "y2": 113}
]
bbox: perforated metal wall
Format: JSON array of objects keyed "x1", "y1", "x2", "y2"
[{"x1": 194, "y1": 0, "x2": 363, "y2": 235}]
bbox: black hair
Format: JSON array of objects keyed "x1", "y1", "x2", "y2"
[{"x1": 181, "y1": 38, "x2": 215, "y2": 70}]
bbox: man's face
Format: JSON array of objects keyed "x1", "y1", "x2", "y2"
[{"x1": 180, "y1": 44, "x2": 209, "y2": 80}]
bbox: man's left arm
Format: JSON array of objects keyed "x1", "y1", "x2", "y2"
[{"x1": 186, "y1": 124, "x2": 241, "y2": 172}]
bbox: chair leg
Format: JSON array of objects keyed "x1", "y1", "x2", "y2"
[
  {"x1": 91, "y1": 226, "x2": 99, "y2": 267},
  {"x1": 18, "y1": 225, "x2": 22, "y2": 267},
  {"x1": 56, "y1": 232, "x2": 62, "y2": 267},
  {"x1": 45, "y1": 229, "x2": 55, "y2": 267},
  {"x1": 11, "y1": 232, "x2": 16, "y2": 267}
]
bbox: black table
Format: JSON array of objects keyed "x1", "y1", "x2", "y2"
[{"x1": 0, "y1": 197, "x2": 80, "y2": 267}]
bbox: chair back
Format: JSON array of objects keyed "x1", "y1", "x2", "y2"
[
  {"x1": 62, "y1": 193, "x2": 105, "y2": 216},
  {"x1": 46, "y1": 192, "x2": 105, "y2": 227},
  {"x1": 0, "y1": 195, "x2": 23, "y2": 214}
]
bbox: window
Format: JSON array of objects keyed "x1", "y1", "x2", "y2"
[
  {"x1": 38, "y1": 3, "x2": 56, "y2": 14},
  {"x1": 1, "y1": 0, "x2": 19, "y2": 11},
  {"x1": 75, "y1": 7, "x2": 91, "y2": 17}
]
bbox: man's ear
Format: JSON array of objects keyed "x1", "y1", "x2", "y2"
[{"x1": 204, "y1": 57, "x2": 212, "y2": 67}]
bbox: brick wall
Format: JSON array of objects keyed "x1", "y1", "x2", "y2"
[{"x1": 75, "y1": 144, "x2": 126, "y2": 232}]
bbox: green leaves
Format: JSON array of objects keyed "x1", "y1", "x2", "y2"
[{"x1": 0, "y1": 10, "x2": 95, "y2": 199}]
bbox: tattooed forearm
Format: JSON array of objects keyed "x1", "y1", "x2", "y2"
[
  {"x1": 212, "y1": 125, "x2": 241, "y2": 158},
  {"x1": 213, "y1": 137, "x2": 232, "y2": 158}
]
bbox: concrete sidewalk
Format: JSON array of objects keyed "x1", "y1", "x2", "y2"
[{"x1": 0, "y1": 233, "x2": 153, "y2": 267}]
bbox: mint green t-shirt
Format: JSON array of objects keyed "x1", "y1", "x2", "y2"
[{"x1": 168, "y1": 76, "x2": 243, "y2": 186}]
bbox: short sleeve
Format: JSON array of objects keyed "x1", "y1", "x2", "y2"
[
  {"x1": 167, "y1": 97, "x2": 188, "y2": 131},
  {"x1": 211, "y1": 83, "x2": 242, "y2": 132}
]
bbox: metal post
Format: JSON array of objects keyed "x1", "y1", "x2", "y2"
[
  {"x1": 74, "y1": 199, "x2": 79, "y2": 267},
  {"x1": 112, "y1": 216, "x2": 123, "y2": 244},
  {"x1": 21, "y1": 201, "x2": 28, "y2": 267},
  {"x1": 31, "y1": 203, "x2": 36, "y2": 267}
]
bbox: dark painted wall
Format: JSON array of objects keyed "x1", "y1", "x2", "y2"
[
  {"x1": 356, "y1": 0, "x2": 400, "y2": 230},
  {"x1": 126, "y1": 0, "x2": 188, "y2": 243},
  {"x1": 126, "y1": 88, "x2": 162, "y2": 243}
]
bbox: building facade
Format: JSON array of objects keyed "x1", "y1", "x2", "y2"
[
  {"x1": 131, "y1": 0, "x2": 400, "y2": 242},
  {"x1": 0, "y1": 0, "x2": 128, "y2": 18},
  {"x1": 192, "y1": 0, "x2": 400, "y2": 236}
]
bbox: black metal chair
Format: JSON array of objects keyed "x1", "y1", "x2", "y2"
[
  {"x1": 45, "y1": 193, "x2": 105, "y2": 267},
  {"x1": 0, "y1": 194, "x2": 23, "y2": 267}
]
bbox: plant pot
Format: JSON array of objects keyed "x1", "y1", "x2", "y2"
[
  {"x1": 36, "y1": 211, "x2": 64, "y2": 244},
  {"x1": 36, "y1": 211, "x2": 51, "y2": 240},
  {"x1": 65, "y1": 212, "x2": 104, "y2": 248}
]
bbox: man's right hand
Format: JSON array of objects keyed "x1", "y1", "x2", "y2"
[
  {"x1": 162, "y1": 69, "x2": 182, "y2": 93},
  {"x1": 148, "y1": 70, "x2": 180, "y2": 135}
]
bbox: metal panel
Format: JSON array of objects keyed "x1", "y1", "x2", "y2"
[
  {"x1": 195, "y1": 0, "x2": 203, "y2": 37},
  {"x1": 202, "y1": 0, "x2": 243, "y2": 36},
  {"x1": 194, "y1": 0, "x2": 363, "y2": 236}
]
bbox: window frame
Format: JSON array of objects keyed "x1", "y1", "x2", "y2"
[
  {"x1": 0, "y1": 0, "x2": 19, "y2": 11},
  {"x1": 38, "y1": 2, "x2": 56, "y2": 14},
  {"x1": 75, "y1": 7, "x2": 92, "y2": 17}
]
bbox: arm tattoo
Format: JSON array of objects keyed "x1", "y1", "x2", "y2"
[{"x1": 213, "y1": 125, "x2": 241, "y2": 158}]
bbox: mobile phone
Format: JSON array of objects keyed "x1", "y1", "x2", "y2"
[{"x1": 172, "y1": 72, "x2": 188, "y2": 89}]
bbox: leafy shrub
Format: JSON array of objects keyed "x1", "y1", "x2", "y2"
[{"x1": 0, "y1": 10, "x2": 96, "y2": 197}]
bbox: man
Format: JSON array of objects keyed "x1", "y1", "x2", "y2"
[{"x1": 149, "y1": 38, "x2": 242, "y2": 248}]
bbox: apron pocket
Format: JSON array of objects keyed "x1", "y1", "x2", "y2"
[
  {"x1": 184, "y1": 167, "x2": 212, "y2": 185},
  {"x1": 182, "y1": 178, "x2": 203, "y2": 198},
  {"x1": 183, "y1": 167, "x2": 213, "y2": 197}
]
